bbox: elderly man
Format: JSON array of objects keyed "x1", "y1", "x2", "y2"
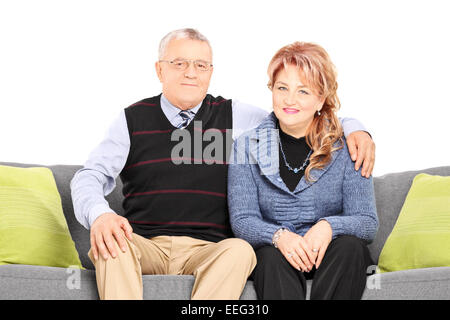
[{"x1": 70, "y1": 28, "x2": 376, "y2": 300}]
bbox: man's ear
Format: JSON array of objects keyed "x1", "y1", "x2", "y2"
[{"x1": 155, "y1": 61, "x2": 163, "y2": 83}]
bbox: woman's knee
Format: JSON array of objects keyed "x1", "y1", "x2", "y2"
[
  {"x1": 255, "y1": 246, "x2": 289, "y2": 270},
  {"x1": 332, "y1": 235, "x2": 365, "y2": 252},
  {"x1": 256, "y1": 245, "x2": 281, "y2": 260},
  {"x1": 328, "y1": 235, "x2": 371, "y2": 265}
]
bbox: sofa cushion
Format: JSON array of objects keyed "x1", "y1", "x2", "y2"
[
  {"x1": 4, "y1": 264, "x2": 448, "y2": 300},
  {"x1": 369, "y1": 166, "x2": 450, "y2": 264},
  {"x1": 0, "y1": 264, "x2": 257, "y2": 300},
  {"x1": 0, "y1": 165, "x2": 83, "y2": 269},
  {"x1": 362, "y1": 266, "x2": 450, "y2": 300},
  {"x1": 0, "y1": 264, "x2": 98, "y2": 299},
  {"x1": 378, "y1": 173, "x2": 450, "y2": 273}
]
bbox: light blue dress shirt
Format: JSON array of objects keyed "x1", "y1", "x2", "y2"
[{"x1": 70, "y1": 94, "x2": 367, "y2": 230}]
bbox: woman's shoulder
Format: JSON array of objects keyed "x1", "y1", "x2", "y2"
[
  {"x1": 320, "y1": 134, "x2": 346, "y2": 156},
  {"x1": 331, "y1": 136, "x2": 370, "y2": 180},
  {"x1": 317, "y1": 136, "x2": 352, "y2": 175},
  {"x1": 332, "y1": 136, "x2": 353, "y2": 165},
  {"x1": 230, "y1": 113, "x2": 278, "y2": 173},
  {"x1": 233, "y1": 112, "x2": 277, "y2": 147}
]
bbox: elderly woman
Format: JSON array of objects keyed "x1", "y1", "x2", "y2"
[{"x1": 228, "y1": 42, "x2": 378, "y2": 300}]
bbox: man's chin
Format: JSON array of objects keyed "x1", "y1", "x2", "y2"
[
  {"x1": 180, "y1": 91, "x2": 207, "y2": 103},
  {"x1": 178, "y1": 96, "x2": 206, "y2": 109}
]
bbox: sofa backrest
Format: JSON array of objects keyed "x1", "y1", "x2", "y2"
[{"x1": 2, "y1": 161, "x2": 449, "y2": 269}]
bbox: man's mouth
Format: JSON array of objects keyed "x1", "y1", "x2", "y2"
[
  {"x1": 283, "y1": 108, "x2": 299, "y2": 114},
  {"x1": 181, "y1": 83, "x2": 198, "y2": 87}
]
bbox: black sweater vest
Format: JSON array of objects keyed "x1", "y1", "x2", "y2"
[{"x1": 120, "y1": 94, "x2": 233, "y2": 242}]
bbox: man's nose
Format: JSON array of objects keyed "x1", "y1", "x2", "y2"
[{"x1": 184, "y1": 62, "x2": 197, "y2": 78}]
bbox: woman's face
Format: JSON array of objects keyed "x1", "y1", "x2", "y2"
[{"x1": 272, "y1": 64, "x2": 325, "y2": 137}]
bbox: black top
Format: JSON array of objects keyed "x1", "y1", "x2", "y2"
[
  {"x1": 278, "y1": 123, "x2": 312, "y2": 192},
  {"x1": 120, "y1": 94, "x2": 234, "y2": 242}
]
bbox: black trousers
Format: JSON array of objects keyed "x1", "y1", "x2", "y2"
[{"x1": 251, "y1": 235, "x2": 374, "y2": 300}]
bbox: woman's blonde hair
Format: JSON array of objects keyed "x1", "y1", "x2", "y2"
[{"x1": 267, "y1": 42, "x2": 344, "y2": 182}]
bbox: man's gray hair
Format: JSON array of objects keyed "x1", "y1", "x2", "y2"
[{"x1": 158, "y1": 28, "x2": 212, "y2": 60}]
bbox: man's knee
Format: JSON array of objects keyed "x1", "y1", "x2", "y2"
[
  {"x1": 88, "y1": 235, "x2": 140, "y2": 265},
  {"x1": 218, "y1": 238, "x2": 256, "y2": 266}
]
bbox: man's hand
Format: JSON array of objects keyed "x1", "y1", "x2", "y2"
[
  {"x1": 303, "y1": 220, "x2": 332, "y2": 269},
  {"x1": 90, "y1": 212, "x2": 133, "y2": 261},
  {"x1": 346, "y1": 131, "x2": 375, "y2": 178}
]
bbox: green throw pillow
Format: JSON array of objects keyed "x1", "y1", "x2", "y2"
[
  {"x1": 0, "y1": 165, "x2": 83, "y2": 269},
  {"x1": 378, "y1": 173, "x2": 450, "y2": 273}
]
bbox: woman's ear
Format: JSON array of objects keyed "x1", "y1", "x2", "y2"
[{"x1": 318, "y1": 96, "x2": 327, "y2": 111}]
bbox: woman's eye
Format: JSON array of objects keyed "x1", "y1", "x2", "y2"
[
  {"x1": 299, "y1": 90, "x2": 309, "y2": 95},
  {"x1": 277, "y1": 86, "x2": 287, "y2": 91}
]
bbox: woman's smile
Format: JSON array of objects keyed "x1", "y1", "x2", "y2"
[{"x1": 282, "y1": 107, "x2": 300, "y2": 114}]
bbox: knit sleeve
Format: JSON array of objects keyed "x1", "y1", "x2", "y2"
[
  {"x1": 320, "y1": 144, "x2": 379, "y2": 243},
  {"x1": 228, "y1": 140, "x2": 282, "y2": 249}
]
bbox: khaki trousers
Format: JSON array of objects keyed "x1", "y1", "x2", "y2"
[{"x1": 88, "y1": 233, "x2": 256, "y2": 300}]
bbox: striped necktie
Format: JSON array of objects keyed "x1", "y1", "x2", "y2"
[{"x1": 177, "y1": 110, "x2": 194, "y2": 129}]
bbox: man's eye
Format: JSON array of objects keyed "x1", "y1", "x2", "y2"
[{"x1": 196, "y1": 61, "x2": 208, "y2": 69}]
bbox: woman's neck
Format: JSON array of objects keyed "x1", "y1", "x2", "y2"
[{"x1": 279, "y1": 122, "x2": 307, "y2": 139}]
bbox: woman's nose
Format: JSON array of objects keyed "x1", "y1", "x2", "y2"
[{"x1": 284, "y1": 91, "x2": 297, "y2": 105}]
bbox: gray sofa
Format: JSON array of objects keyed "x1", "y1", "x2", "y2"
[{"x1": 1, "y1": 161, "x2": 449, "y2": 300}]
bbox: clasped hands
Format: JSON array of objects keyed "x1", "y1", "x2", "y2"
[{"x1": 276, "y1": 220, "x2": 332, "y2": 272}]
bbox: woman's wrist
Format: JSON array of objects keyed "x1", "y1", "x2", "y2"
[{"x1": 272, "y1": 228, "x2": 288, "y2": 248}]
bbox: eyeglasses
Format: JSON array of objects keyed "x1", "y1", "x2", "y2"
[{"x1": 159, "y1": 59, "x2": 213, "y2": 72}]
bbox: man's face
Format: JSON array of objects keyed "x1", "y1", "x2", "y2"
[{"x1": 155, "y1": 38, "x2": 213, "y2": 110}]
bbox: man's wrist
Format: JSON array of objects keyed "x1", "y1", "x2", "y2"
[{"x1": 88, "y1": 204, "x2": 115, "y2": 228}]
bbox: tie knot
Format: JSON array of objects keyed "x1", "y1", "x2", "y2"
[
  {"x1": 179, "y1": 110, "x2": 193, "y2": 120},
  {"x1": 177, "y1": 110, "x2": 195, "y2": 128}
]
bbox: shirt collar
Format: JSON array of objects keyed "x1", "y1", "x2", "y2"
[{"x1": 160, "y1": 94, "x2": 203, "y2": 123}]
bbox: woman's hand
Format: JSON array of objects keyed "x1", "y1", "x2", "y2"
[
  {"x1": 276, "y1": 231, "x2": 316, "y2": 272},
  {"x1": 303, "y1": 220, "x2": 333, "y2": 269}
]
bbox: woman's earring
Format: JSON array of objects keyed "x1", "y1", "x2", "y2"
[{"x1": 317, "y1": 110, "x2": 321, "y2": 116}]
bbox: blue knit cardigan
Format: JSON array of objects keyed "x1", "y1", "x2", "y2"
[{"x1": 227, "y1": 112, "x2": 379, "y2": 249}]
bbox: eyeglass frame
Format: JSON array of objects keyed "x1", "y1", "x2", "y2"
[{"x1": 159, "y1": 59, "x2": 213, "y2": 72}]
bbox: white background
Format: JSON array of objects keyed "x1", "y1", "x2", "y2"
[{"x1": 1, "y1": 0, "x2": 449, "y2": 176}]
